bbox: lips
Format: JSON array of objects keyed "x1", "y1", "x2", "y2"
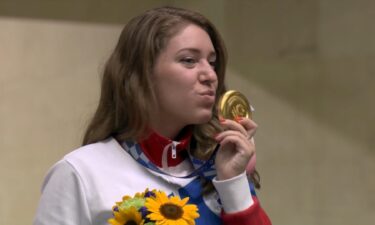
[
  {"x1": 199, "y1": 90, "x2": 215, "y2": 97},
  {"x1": 198, "y1": 90, "x2": 216, "y2": 104}
]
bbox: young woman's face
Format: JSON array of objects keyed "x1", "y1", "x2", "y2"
[{"x1": 152, "y1": 24, "x2": 218, "y2": 131}]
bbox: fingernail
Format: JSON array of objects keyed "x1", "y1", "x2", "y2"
[
  {"x1": 219, "y1": 116, "x2": 225, "y2": 123},
  {"x1": 234, "y1": 116, "x2": 243, "y2": 122}
]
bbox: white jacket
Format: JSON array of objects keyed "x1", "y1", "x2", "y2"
[{"x1": 34, "y1": 138, "x2": 253, "y2": 225}]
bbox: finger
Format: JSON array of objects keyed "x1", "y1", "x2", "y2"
[
  {"x1": 249, "y1": 136, "x2": 255, "y2": 144},
  {"x1": 215, "y1": 129, "x2": 256, "y2": 145},
  {"x1": 215, "y1": 130, "x2": 248, "y2": 142},
  {"x1": 236, "y1": 117, "x2": 257, "y2": 132},
  {"x1": 219, "y1": 118, "x2": 248, "y2": 136},
  {"x1": 219, "y1": 135, "x2": 255, "y2": 156},
  {"x1": 236, "y1": 117, "x2": 257, "y2": 139},
  {"x1": 215, "y1": 131, "x2": 255, "y2": 149}
]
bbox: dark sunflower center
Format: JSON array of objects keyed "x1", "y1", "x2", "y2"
[
  {"x1": 160, "y1": 203, "x2": 183, "y2": 220},
  {"x1": 124, "y1": 220, "x2": 137, "y2": 225}
]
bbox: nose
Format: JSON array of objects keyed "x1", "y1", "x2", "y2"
[{"x1": 198, "y1": 61, "x2": 217, "y2": 86}]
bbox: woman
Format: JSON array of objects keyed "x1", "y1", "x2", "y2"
[{"x1": 34, "y1": 6, "x2": 271, "y2": 225}]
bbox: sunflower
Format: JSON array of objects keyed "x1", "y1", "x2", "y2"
[
  {"x1": 108, "y1": 206, "x2": 144, "y2": 225},
  {"x1": 145, "y1": 191, "x2": 199, "y2": 225}
]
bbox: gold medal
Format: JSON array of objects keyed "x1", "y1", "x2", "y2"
[{"x1": 218, "y1": 90, "x2": 252, "y2": 120}]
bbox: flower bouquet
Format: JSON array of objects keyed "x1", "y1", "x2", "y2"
[{"x1": 108, "y1": 189, "x2": 200, "y2": 225}]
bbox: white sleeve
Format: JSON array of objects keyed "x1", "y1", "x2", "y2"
[
  {"x1": 33, "y1": 160, "x2": 92, "y2": 225},
  {"x1": 212, "y1": 171, "x2": 254, "y2": 213}
]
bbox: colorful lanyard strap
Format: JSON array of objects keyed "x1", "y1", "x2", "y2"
[{"x1": 120, "y1": 140, "x2": 219, "y2": 180}]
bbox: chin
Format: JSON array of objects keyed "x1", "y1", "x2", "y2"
[{"x1": 193, "y1": 112, "x2": 213, "y2": 124}]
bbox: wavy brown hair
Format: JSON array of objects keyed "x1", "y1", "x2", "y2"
[{"x1": 82, "y1": 6, "x2": 260, "y2": 188}]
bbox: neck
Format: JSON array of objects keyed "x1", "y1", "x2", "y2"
[{"x1": 150, "y1": 119, "x2": 185, "y2": 140}]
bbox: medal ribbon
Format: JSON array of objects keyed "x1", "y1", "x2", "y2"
[{"x1": 120, "y1": 140, "x2": 219, "y2": 180}]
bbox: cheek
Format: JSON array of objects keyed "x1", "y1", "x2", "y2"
[
  {"x1": 168, "y1": 77, "x2": 196, "y2": 96},
  {"x1": 153, "y1": 67, "x2": 197, "y2": 102},
  {"x1": 214, "y1": 78, "x2": 219, "y2": 89}
]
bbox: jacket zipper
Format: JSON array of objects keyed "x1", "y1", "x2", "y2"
[{"x1": 171, "y1": 141, "x2": 178, "y2": 159}]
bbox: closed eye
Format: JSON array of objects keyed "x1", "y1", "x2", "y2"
[
  {"x1": 180, "y1": 57, "x2": 197, "y2": 68},
  {"x1": 209, "y1": 60, "x2": 217, "y2": 69}
]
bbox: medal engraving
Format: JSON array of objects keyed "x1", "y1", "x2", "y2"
[{"x1": 218, "y1": 90, "x2": 252, "y2": 120}]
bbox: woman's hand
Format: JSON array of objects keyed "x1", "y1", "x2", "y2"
[{"x1": 214, "y1": 117, "x2": 257, "y2": 180}]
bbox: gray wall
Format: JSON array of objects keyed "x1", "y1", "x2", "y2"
[{"x1": 0, "y1": 1, "x2": 374, "y2": 224}]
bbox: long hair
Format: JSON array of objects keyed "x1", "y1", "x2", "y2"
[
  {"x1": 83, "y1": 6, "x2": 226, "y2": 144},
  {"x1": 82, "y1": 6, "x2": 260, "y2": 188}
]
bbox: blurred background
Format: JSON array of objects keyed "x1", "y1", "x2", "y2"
[{"x1": 0, "y1": 0, "x2": 374, "y2": 224}]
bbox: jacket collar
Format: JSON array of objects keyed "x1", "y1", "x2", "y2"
[{"x1": 139, "y1": 127, "x2": 192, "y2": 167}]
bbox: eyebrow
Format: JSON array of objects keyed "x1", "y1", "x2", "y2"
[{"x1": 177, "y1": 48, "x2": 216, "y2": 57}]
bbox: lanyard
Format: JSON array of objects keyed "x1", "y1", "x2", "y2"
[{"x1": 120, "y1": 140, "x2": 219, "y2": 180}]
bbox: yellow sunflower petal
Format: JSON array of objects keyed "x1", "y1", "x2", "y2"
[
  {"x1": 135, "y1": 188, "x2": 148, "y2": 198},
  {"x1": 145, "y1": 198, "x2": 161, "y2": 212},
  {"x1": 110, "y1": 206, "x2": 144, "y2": 225},
  {"x1": 156, "y1": 220, "x2": 169, "y2": 225},
  {"x1": 182, "y1": 204, "x2": 200, "y2": 221},
  {"x1": 169, "y1": 196, "x2": 185, "y2": 207},
  {"x1": 115, "y1": 201, "x2": 122, "y2": 206},
  {"x1": 147, "y1": 213, "x2": 165, "y2": 221},
  {"x1": 183, "y1": 211, "x2": 200, "y2": 220},
  {"x1": 121, "y1": 195, "x2": 132, "y2": 201},
  {"x1": 186, "y1": 218, "x2": 196, "y2": 225},
  {"x1": 180, "y1": 197, "x2": 190, "y2": 205},
  {"x1": 183, "y1": 204, "x2": 198, "y2": 212},
  {"x1": 107, "y1": 218, "x2": 124, "y2": 225},
  {"x1": 184, "y1": 213, "x2": 199, "y2": 220},
  {"x1": 157, "y1": 191, "x2": 169, "y2": 204},
  {"x1": 174, "y1": 218, "x2": 189, "y2": 225},
  {"x1": 113, "y1": 211, "x2": 126, "y2": 222}
]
